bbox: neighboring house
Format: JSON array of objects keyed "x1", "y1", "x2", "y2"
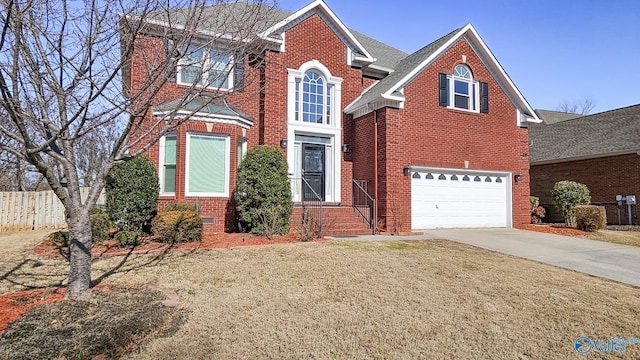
[
  {"x1": 529, "y1": 104, "x2": 640, "y2": 224},
  {"x1": 534, "y1": 109, "x2": 581, "y2": 124},
  {"x1": 125, "y1": 0, "x2": 540, "y2": 234}
]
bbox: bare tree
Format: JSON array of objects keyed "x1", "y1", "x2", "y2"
[
  {"x1": 0, "y1": 0, "x2": 276, "y2": 298},
  {"x1": 556, "y1": 98, "x2": 596, "y2": 115}
]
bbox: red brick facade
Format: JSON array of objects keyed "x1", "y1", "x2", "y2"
[
  {"x1": 530, "y1": 154, "x2": 640, "y2": 225},
  {"x1": 129, "y1": 7, "x2": 533, "y2": 233}
]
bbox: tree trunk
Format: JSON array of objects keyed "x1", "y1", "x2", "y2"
[{"x1": 66, "y1": 211, "x2": 93, "y2": 299}]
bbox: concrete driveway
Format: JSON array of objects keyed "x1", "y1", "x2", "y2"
[{"x1": 330, "y1": 228, "x2": 640, "y2": 287}]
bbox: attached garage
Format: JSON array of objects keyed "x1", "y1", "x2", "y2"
[{"x1": 410, "y1": 168, "x2": 511, "y2": 229}]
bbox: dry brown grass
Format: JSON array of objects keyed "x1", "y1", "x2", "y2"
[
  {"x1": 584, "y1": 229, "x2": 640, "y2": 247},
  {"x1": 2, "y1": 232, "x2": 640, "y2": 359}
]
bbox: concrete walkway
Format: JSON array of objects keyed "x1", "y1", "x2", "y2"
[{"x1": 328, "y1": 228, "x2": 640, "y2": 287}]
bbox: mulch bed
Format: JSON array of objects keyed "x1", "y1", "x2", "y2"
[
  {"x1": 517, "y1": 223, "x2": 589, "y2": 237},
  {"x1": 0, "y1": 287, "x2": 65, "y2": 332}
]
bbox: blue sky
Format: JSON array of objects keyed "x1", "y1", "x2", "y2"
[{"x1": 279, "y1": 0, "x2": 640, "y2": 114}]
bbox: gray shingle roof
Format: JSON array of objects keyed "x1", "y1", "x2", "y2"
[
  {"x1": 347, "y1": 28, "x2": 461, "y2": 111},
  {"x1": 529, "y1": 104, "x2": 640, "y2": 163},
  {"x1": 349, "y1": 29, "x2": 408, "y2": 70},
  {"x1": 534, "y1": 109, "x2": 582, "y2": 124}
]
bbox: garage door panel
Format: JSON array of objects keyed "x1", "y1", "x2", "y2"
[{"x1": 411, "y1": 170, "x2": 509, "y2": 229}]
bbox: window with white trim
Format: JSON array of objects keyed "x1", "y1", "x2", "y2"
[
  {"x1": 439, "y1": 64, "x2": 489, "y2": 113},
  {"x1": 185, "y1": 133, "x2": 230, "y2": 197},
  {"x1": 294, "y1": 70, "x2": 334, "y2": 125},
  {"x1": 159, "y1": 134, "x2": 176, "y2": 195},
  {"x1": 177, "y1": 45, "x2": 232, "y2": 90}
]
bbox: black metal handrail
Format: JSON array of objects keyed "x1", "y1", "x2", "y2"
[
  {"x1": 352, "y1": 179, "x2": 376, "y2": 234},
  {"x1": 294, "y1": 177, "x2": 323, "y2": 237}
]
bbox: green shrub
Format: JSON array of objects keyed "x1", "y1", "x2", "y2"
[
  {"x1": 152, "y1": 210, "x2": 203, "y2": 243},
  {"x1": 551, "y1": 181, "x2": 591, "y2": 227},
  {"x1": 51, "y1": 231, "x2": 69, "y2": 248},
  {"x1": 163, "y1": 203, "x2": 199, "y2": 212},
  {"x1": 114, "y1": 230, "x2": 142, "y2": 247},
  {"x1": 235, "y1": 146, "x2": 293, "y2": 236},
  {"x1": 575, "y1": 205, "x2": 607, "y2": 232},
  {"x1": 105, "y1": 155, "x2": 159, "y2": 231},
  {"x1": 90, "y1": 210, "x2": 112, "y2": 244}
]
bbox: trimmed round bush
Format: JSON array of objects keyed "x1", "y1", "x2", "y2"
[
  {"x1": 235, "y1": 146, "x2": 293, "y2": 236},
  {"x1": 575, "y1": 205, "x2": 607, "y2": 232},
  {"x1": 152, "y1": 210, "x2": 203, "y2": 243},
  {"x1": 551, "y1": 181, "x2": 591, "y2": 227},
  {"x1": 105, "y1": 155, "x2": 159, "y2": 231}
]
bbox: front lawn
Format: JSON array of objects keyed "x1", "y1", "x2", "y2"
[{"x1": 2, "y1": 232, "x2": 640, "y2": 358}]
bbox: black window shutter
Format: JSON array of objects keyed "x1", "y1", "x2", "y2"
[
  {"x1": 233, "y1": 52, "x2": 245, "y2": 92},
  {"x1": 480, "y1": 82, "x2": 489, "y2": 113},
  {"x1": 438, "y1": 73, "x2": 448, "y2": 107}
]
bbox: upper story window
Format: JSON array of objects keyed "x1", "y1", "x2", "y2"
[
  {"x1": 439, "y1": 64, "x2": 489, "y2": 114},
  {"x1": 177, "y1": 45, "x2": 232, "y2": 90},
  {"x1": 288, "y1": 61, "x2": 342, "y2": 128},
  {"x1": 294, "y1": 70, "x2": 333, "y2": 124}
]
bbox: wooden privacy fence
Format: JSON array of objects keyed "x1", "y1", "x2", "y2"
[{"x1": 0, "y1": 188, "x2": 105, "y2": 232}]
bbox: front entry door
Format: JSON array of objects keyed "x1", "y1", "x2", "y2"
[{"x1": 302, "y1": 143, "x2": 325, "y2": 201}]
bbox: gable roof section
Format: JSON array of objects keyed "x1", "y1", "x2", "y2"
[
  {"x1": 345, "y1": 24, "x2": 541, "y2": 124},
  {"x1": 529, "y1": 104, "x2": 640, "y2": 164},
  {"x1": 258, "y1": 0, "x2": 374, "y2": 64},
  {"x1": 535, "y1": 109, "x2": 582, "y2": 124}
]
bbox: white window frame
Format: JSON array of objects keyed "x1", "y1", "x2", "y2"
[
  {"x1": 176, "y1": 44, "x2": 233, "y2": 91},
  {"x1": 448, "y1": 65, "x2": 479, "y2": 112},
  {"x1": 287, "y1": 60, "x2": 342, "y2": 129},
  {"x1": 185, "y1": 132, "x2": 230, "y2": 197},
  {"x1": 159, "y1": 134, "x2": 177, "y2": 196},
  {"x1": 286, "y1": 60, "x2": 343, "y2": 202}
]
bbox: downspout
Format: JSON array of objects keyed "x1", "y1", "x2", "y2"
[{"x1": 373, "y1": 107, "x2": 378, "y2": 231}]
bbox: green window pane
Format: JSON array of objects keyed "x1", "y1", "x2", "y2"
[
  {"x1": 164, "y1": 137, "x2": 176, "y2": 164},
  {"x1": 189, "y1": 135, "x2": 226, "y2": 193},
  {"x1": 164, "y1": 165, "x2": 176, "y2": 193}
]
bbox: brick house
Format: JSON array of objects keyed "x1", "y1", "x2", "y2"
[
  {"x1": 126, "y1": 0, "x2": 540, "y2": 234},
  {"x1": 530, "y1": 104, "x2": 640, "y2": 225}
]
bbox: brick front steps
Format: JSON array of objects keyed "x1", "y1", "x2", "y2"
[{"x1": 292, "y1": 205, "x2": 373, "y2": 236}]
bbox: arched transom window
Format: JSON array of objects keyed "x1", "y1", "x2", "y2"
[
  {"x1": 295, "y1": 70, "x2": 333, "y2": 124},
  {"x1": 452, "y1": 64, "x2": 476, "y2": 111}
]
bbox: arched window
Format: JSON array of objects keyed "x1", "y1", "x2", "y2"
[
  {"x1": 452, "y1": 65, "x2": 475, "y2": 111},
  {"x1": 438, "y1": 64, "x2": 488, "y2": 113},
  {"x1": 295, "y1": 70, "x2": 333, "y2": 124}
]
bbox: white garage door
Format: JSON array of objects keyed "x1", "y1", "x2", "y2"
[{"x1": 411, "y1": 169, "x2": 510, "y2": 229}]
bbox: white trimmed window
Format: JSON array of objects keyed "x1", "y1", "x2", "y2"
[
  {"x1": 177, "y1": 45, "x2": 232, "y2": 90},
  {"x1": 159, "y1": 134, "x2": 177, "y2": 195},
  {"x1": 439, "y1": 64, "x2": 488, "y2": 113},
  {"x1": 185, "y1": 133, "x2": 230, "y2": 197},
  {"x1": 450, "y1": 64, "x2": 478, "y2": 111},
  {"x1": 294, "y1": 70, "x2": 333, "y2": 124}
]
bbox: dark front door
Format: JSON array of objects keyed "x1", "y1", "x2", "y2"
[{"x1": 302, "y1": 143, "x2": 325, "y2": 201}]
